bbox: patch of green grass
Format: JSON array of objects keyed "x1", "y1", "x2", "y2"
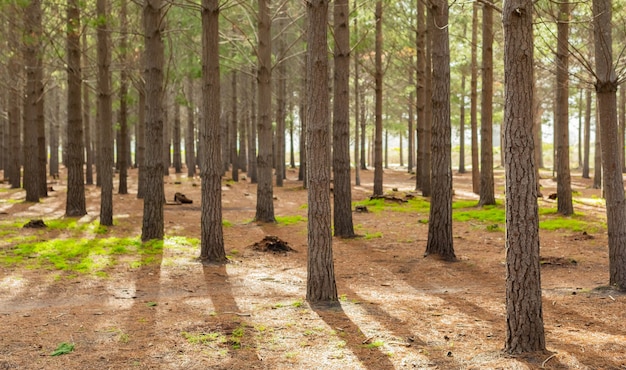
[
  {"x1": 353, "y1": 197, "x2": 430, "y2": 214},
  {"x1": 50, "y1": 342, "x2": 75, "y2": 356},
  {"x1": 291, "y1": 299, "x2": 304, "y2": 308},
  {"x1": 539, "y1": 217, "x2": 597, "y2": 232},
  {"x1": 452, "y1": 202, "x2": 505, "y2": 223},
  {"x1": 276, "y1": 215, "x2": 306, "y2": 226},
  {"x1": 299, "y1": 204, "x2": 308, "y2": 210},
  {"x1": 181, "y1": 331, "x2": 225, "y2": 345},
  {"x1": 222, "y1": 220, "x2": 233, "y2": 227},
  {"x1": 365, "y1": 340, "x2": 385, "y2": 349},
  {"x1": 364, "y1": 231, "x2": 383, "y2": 240}
]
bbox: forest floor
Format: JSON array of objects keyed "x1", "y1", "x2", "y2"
[{"x1": 0, "y1": 165, "x2": 625, "y2": 369}]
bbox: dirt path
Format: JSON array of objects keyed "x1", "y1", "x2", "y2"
[{"x1": 0, "y1": 167, "x2": 625, "y2": 369}]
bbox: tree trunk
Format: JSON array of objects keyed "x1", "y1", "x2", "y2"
[
  {"x1": 97, "y1": 0, "x2": 113, "y2": 226},
  {"x1": 620, "y1": 84, "x2": 626, "y2": 172},
  {"x1": 372, "y1": 1, "x2": 384, "y2": 196},
  {"x1": 50, "y1": 87, "x2": 60, "y2": 178},
  {"x1": 248, "y1": 68, "x2": 258, "y2": 183},
  {"x1": 583, "y1": 89, "x2": 591, "y2": 178},
  {"x1": 593, "y1": 0, "x2": 626, "y2": 289},
  {"x1": 118, "y1": 0, "x2": 129, "y2": 194},
  {"x1": 239, "y1": 80, "x2": 248, "y2": 173},
  {"x1": 479, "y1": 3, "x2": 495, "y2": 206},
  {"x1": 275, "y1": 8, "x2": 286, "y2": 187},
  {"x1": 555, "y1": 2, "x2": 573, "y2": 215},
  {"x1": 7, "y1": 4, "x2": 21, "y2": 189},
  {"x1": 593, "y1": 111, "x2": 602, "y2": 189},
  {"x1": 200, "y1": 0, "x2": 226, "y2": 262},
  {"x1": 384, "y1": 130, "x2": 389, "y2": 169},
  {"x1": 230, "y1": 71, "x2": 239, "y2": 181},
  {"x1": 82, "y1": 31, "x2": 94, "y2": 186},
  {"x1": 332, "y1": 0, "x2": 355, "y2": 238},
  {"x1": 306, "y1": 0, "x2": 337, "y2": 303},
  {"x1": 425, "y1": 0, "x2": 455, "y2": 261},
  {"x1": 421, "y1": 7, "x2": 433, "y2": 197},
  {"x1": 459, "y1": 23, "x2": 467, "y2": 174},
  {"x1": 141, "y1": 0, "x2": 165, "y2": 241},
  {"x1": 173, "y1": 101, "x2": 182, "y2": 174},
  {"x1": 502, "y1": 0, "x2": 546, "y2": 353},
  {"x1": 468, "y1": 1, "x2": 478, "y2": 193},
  {"x1": 186, "y1": 76, "x2": 196, "y2": 178},
  {"x1": 255, "y1": 0, "x2": 276, "y2": 222},
  {"x1": 137, "y1": 85, "x2": 147, "y2": 198},
  {"x1": 65, "y1": 0, "x2": 87, "y2": 215},
  {"x1": 415, "y1": 0, "x2": 426, "y2": 190},
  {"x1": 354, "y1": 8, "x2": 361, "y2": 186}
]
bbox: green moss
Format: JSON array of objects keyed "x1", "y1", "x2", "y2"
[{"x1": 276, "y1": 215, "x2": 306, "y2": 225}]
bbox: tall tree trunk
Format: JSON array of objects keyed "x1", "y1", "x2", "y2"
[
  {"x1": 593, "y1": 0, "x2": 626, "y2": 289},
  {"x1": 583, "y1": 89, "x2": 591, "y2": 178},
  {"x1": 373, "y1": 1, "x2": 384, "y2": 196},
  {"x1": 65, "y1": 0, "x2": 87, "y2": 215},
  {"x1": 360, "y1": 90, "x2": 366, "y2": 171},
  {"x1": 36, "y1": 62, "x2": 46, "y2": 198},
  {"x1": 479, "y1": 3, "x2": 495, "y2": 206},
  {"x1": 239, "y1": 79, "x2": 248, "y2": 173},
  {"x1": 230, "y1": 71, "x2": 239, "y2": 181},
  {"x1": 50, "y1": 87, "x2": 60, "y2": 177},
  {"x1": 415, "y1": 0, "x2": 426, "y2": 191},
  {"x1": 593, "y1": 110, "x2": 602, "y2": 189},
  {"x1": 82, "y1": 31, "x2": 93, "y2": 186},
  {"x1": 137, "y1": 84, "x2": 146, "y2": 198},
  {"x1": 186, "y1": 76, "x2": 196, "y2": 178},
  {"x1": 306, "y1": 0, "x2": 337, "y2": 303},
  {"x1": 163, "y1": 95, "x2": 171, "y2": 175},
  {"x1": 470, "y1": 2, "x2": 479, "y2": 194},
  {"x1": 533, "y1": 81, "x2": 543, "y2": 196},
  {"x1": 275, "y1": 6, "x2": 287, "y2": 187},
  {"x1": 332, "y1": 0, "x2": 355, "y2": 238},
  {"x1": 425, "y1": 0, "x2": 455, "y2": 261},
  {"x1": 97, "y1": 0, "x2": 113, "y2": 225},
  {"x1": 578, "y1": 89, "x2": 583, "y2": 169},
  {"x1": 23, "y1": 0, "x2": 43, "y2": 203},
  {"x1": 459, "y1": 73, "x2": 466, "y2": 173},
  {"x1": 7, "y1": 4, "x2": 21, "y2": 189},
  {"x1": 141, "y1": 0, "x2": 165, "y2": 241},
  {"x1": 408, "y1": 54, "x2": 415, "y2": 174},
  {"x1": 555, "y1": 2, "x2": 573, "y2": 215},
  {"x1": 384, "y1": 129, "x2": 389, "y2": 169},
  {"x1": 248, "y1": 68, "x2": 258, "y2": 183},
  {"x1": 255, "y1": 0, "x2": 276, "y2": 222},
  {"x1": 502, "y1": 0, "x2": 546, "y2": 353},
  {"x1": 200, "y1": 0, "x2": 226, "y2": 262},
  {"x1": 421, "y1": 7, "x2": 433, "y2": 196},
  {"x1": 173, "y1": 100, "x2": 182, "y2": 174},
  {"x1": 620, "y1": 84, "x2": 626, "y2": 172},
  {"x1": 354, "y1": 7, "x2": 361, "y2": 186},
  {"x1": 118, "y1": 0, "x2": 129, "y2": 194}
]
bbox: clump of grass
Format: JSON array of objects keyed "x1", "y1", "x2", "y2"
[
  {"x1": 364, "y1": 231, "x2": 383, "y2": 240},
  {"x1": 365, "y1": 340, "x2": 385, "y2": 349},
  {"x1": 181, "y1": 331, "x2": 224, "y2": 345},
  {"x1": 276, "y1": 215, "x2": 306, "y2": 226}
]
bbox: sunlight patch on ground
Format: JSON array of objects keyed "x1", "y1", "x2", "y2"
[
  {"x1": 0, "y1": 275, "x2": 25, "y2": 300},
  {"x1": 105, "y1": 283, "x2": 137, "y2": 309}
]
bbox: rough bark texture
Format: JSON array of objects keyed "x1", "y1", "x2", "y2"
[
  {"x1": 97, "y1": 0, "x2": 114, "y2": 226},
  {"x1": 255, "y1": 0, "x2": 276, "y2": 222},
  {"x1": 332, "y1": 0, "x2": 355, "y2": 238},
  {"x1": 593, "y1": 0, "x2": 626, "y2": 290},
  {"x1": 373, "y1": 1, "x2": 384, "y2": 197},
  {"x1": 141, "y1": 0, "x2": 165, "y2": 241},
  {"x1": 118, "y1": 0, "x2": 129, "y2": 194},
  {"x1": 248, "y1": 67, "x2": 258, "y2": 184},
  {"x1": 621, "y1": 85, "x2": 626, "y2": 172},
  {"x1": 173, "y1": 102, "x2": 182, "y2": 174},
  {"x1": 306, "y1": 0, "x2": 337, "y2": 303},
  {"x1": 415, "y1": 0, "x2": 425, "y2": 191},
  {"x1": 583, "y1": 89, "x2": 591, "y2": 178},
  {"x1": 479, "y1": 3, "x2": 495, "y2": 206},
  {"x1": 422, "y1": 8, "x2": 433, "y2": 197},
  {"x1": 354, "y1": 9, "x2": 361, "y2": 187},
  {"x1": 137, "y1": 86, "x2": 147, "y2": 198},
  {"x1": 82, "y1": 31, "x2": 94, "y2": 186},
  {"x1": 424, "y1": 0, "x2": 455, "y2": 261},
  {"x1": 8, "y1": 7, "x2": 21, "y2": 189},
  {"x1": 502, "y1": 0, "x2": 546, "y2": 353},
  {"x1": 230, "y1": 71, "x2": 239, "y2": 182},
  {"x1": 65, "y1": 0, "x2": 87, "y2": 215},
  {"x1": 555, "y1": 2, "x2": 573, "y2": 215},
  {"x1": 199, "y1": 0, "x2": 226, "y2": 262},
  {"x1": 275, "y1": 11, "x2": 286, "y2": 187},
  {"x1": 23, "y1": 0, "x2": 42, "y2": 203}
]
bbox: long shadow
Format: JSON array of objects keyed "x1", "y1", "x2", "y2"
[
  {"x1": 311, "y1": 301, "x2": 397, "y2": 370},
  {"x1": 201, "y1": 263, "x2": 262, "y2": 367}
]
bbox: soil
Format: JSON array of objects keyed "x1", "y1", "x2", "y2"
[{"x1": 0, "y1": 166, "x2": 625, "y2": 370}]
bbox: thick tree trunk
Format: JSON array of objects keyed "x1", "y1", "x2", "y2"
[
  {"x1": 65, "y1": 0, "x2": 87, "y2": 215},
  {"x1": 97, "y1": 0, "x2": 113, "y2": 225},
  {"x1": 470, "y1": 2, "x2": 479, "y2": 194},
  {"x1": 620, "y1": 85, "x2": 626, "y2": 172},
  {"x1": 373, "y1": 1, "x2": 384, "y2": 196},
  {"x1": 425, "y1": 0, "x2": 455, "y2": 261},
  {"x1": 502, "y1": 0, "x2": 546, "y2": 353},
  {"x1": 593, "y1": 0, "x2": 626, "y2": 289},
  {"x1": 306, "y1": 0, "x2": 337, "y2": 303},
  {"x1": 200, "y1": 0, "x2": 226, "y2": 262},
  {"x1": 479, "y1": 3, "x2": 495, "y2": 206},
  {"x1": 555, "y1": 2, "x2": 573, "y2": 215},
  {"x1": 141, "y1": 0, "x2": 165, "y2": 241},
  {"x1": 332, "y1": 0, "x2": 355, "y2": 238},
  {"x1": 255, "y1": 0, "x2": 276, "y2": 222}
]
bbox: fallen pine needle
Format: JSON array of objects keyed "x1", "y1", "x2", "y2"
[{"x1": 541, "y1": 353, "x2": 557, "y2": 368}]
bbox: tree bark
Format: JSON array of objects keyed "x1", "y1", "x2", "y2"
[
  {"x1": 583, "y1": 89, "x2": 591, "y2": 179},
  {"x1": 186, "y1": 76, "x2": 196, "y2": 178},
  {"x1": 421, "y1": 6, "x2": 433, "y2": 197},
  {"x1": 8, "y1": 5, "x2": 21, "y2": 189},
  {"x1": 479, "y1": 3, "x2": 495, "y2": 206},
  {"x1": 200, "y1": 0, "x2": 226, "y2": 262},
  {"x1": 97, "y1": 0, "x2": 113, "y2": 225},
  {"x1": 173, "y1": 100, "x2": 182, "y2": 174},
  {"x1": 502, "y1": 0, "x2": 546, "y2": 353},
  {"x1": 248, "y1": 68, "x2": 258, "y2": 183},
  {"x1": 332, "y1": 0, "x2": 355, "y2": 238},
  {"x1": 255, "y1": 0, "x2": 276, "y2": 222},
  {"x1": 82, "y1": 31, "x2": 94, "y2": 186},
  {"x1": 137, "y1": 84, "x2": 147, "y2": 198},
  {"x1": 118, "y1": 0, "x2": 129, "y2": 195},
  {"x1": 415, "y1": 0, "x2": 426, "y2": 191},
  {"x1": 354, "y1": 8, "x2": 361, "y2": 186},
  {"x1": 593, "y1": 0, "x2": 626, "y2": 289},
  {"x1": 425, "y1": 0, "x2": 455, "y2": 261},
  {"x1": 306, "y1": 0, "x2": 337, "y2": 303},
  {"x1": 373, "y1": 1, "x2": 384, "y2": 196},
  {"x1": 230, "y1": 71, "x2": 239, "y2": 181},
  {"x1": 555, "y1": 2, "x2": 573, "y2": 215},
  {"x1": 65, "y1": 0, "x2": 87, "y2": 215},
  {"x1": 141, "y1": 0, "x2": 165, "y2": 241}
]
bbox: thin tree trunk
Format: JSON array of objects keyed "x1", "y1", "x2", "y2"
[
  {"x1": 50, "y1": 87, "x2": 60, "y2": 177},
  {"x1": 421, "y1": 6, "x2": 433, "y2": 196},
  {"x1": 248, "y1": 68, "x2": 258, "y2": 183},
  {"x1": 373, "y1": 1, "x2": 384, "y2": 196},
  {"x1": 82, "y1": 31, "x2": 94, "y2": 186},
  {"x1": 173, "y1": 101, "x2": 182, "y2": 174},
  {"x1": 186, "y1": 76, "x2": 196, "y2": 177},
  {"x1": 118, "y1": 0, "x2": 129, "y2": 194},
  {"x1": 502, "y1": 0, "x2": 545, "y2": 353},
  {"x1": 593, "y1": 111, "x2": 602, "y2": 189},
  {"x1": 97, "y1": 0, "x2": 113, "y2": 225},
  {"x1": 354, "y1": 7, "x2": 361, "y2": 186},
  {"x1": 199, "y1": 0, "x2": 226, "y2": 262},
  {"x1": 583, "y1": 89, "x2": 591, "y2": 178},
  {"x1": 231, "y1": 71, "x2": 239, "y2": 181},
  {"x1": 470, "y1": 2, "x2": 478, "y2": 193},
  {"x1": 479, "y1": 3, "x2": 495, "y2": 206},
  {"x1": 65, "y1": 0, "x2": 87, "y2": 215},
  {"x1": 306, "y1": 0, "x2": 337, "y2": 303},
  {"x1": 137, "y1": 85, "x2": 146, "y2": 198},
  {"x1": 141, "y1": 0, "x2": 165, "y2": 241},
  {"x1": 7, "y1": 4, "x2": 21, "y2": 189},
  {"x1": 415, "y1": 0, "x2": 426, "y2": 190}
]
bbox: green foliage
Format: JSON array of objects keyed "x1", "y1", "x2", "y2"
[{"x1": 50, "y1": 342, "x2": 74, "y2": 356}]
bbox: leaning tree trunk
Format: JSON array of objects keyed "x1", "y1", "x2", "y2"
[
  {"x1": 424, "y1": 0, "x2": 455, "y2": 261},
  {"x1": 332, "y1": 0, "x2": 355, "y2": 238},
  {"x1": 141, "y1": 0, "x2": 165, "y2": 241},
  {"x1": 593, "y1": 0, "x2": 626, "y2": 289},
  {"x1": 65, "y1": 0, "x2": 87, "y2": 215},
  {"x1": 306, "y1": 0, "x2": 337, "y2": 303},
  {"x1": 255, "y1": 0, "x2": 276, "y2": 222},
  {"x1": 502, "y1": 0, "x2": 546, "y2": 353}
]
